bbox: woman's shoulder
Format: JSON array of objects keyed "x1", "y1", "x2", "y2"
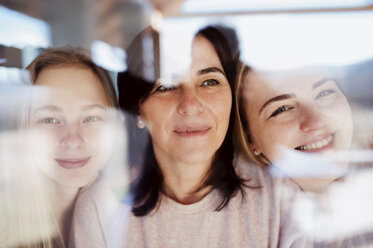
[
  {"x1": 234, "y1": 152, "x2": 275, "y2": 187},
  {"x1": 71, "y1": 176, "x2": 132, "y2": 248},
  {"x1": 234, "y1": 152, "x2": 302, "y2": 199},
  {"x1": 231, "y1": 153, "x2": 310, "y2": 247}
]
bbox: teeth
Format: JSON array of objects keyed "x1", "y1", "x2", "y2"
[{"x1": 296, "y1": 135, "x2": 332, "y2": 151}]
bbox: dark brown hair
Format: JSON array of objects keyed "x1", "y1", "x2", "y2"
[{"x1": 118, "y1": 25, "x2": 247, "y2": 216}]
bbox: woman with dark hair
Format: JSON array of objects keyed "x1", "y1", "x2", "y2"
[
  {"x1": 119, "y1": 25, "x2": 244, "y2": 217},
  {"x1": 71, "y1": 25, "x2": 306, "y2": 247}
]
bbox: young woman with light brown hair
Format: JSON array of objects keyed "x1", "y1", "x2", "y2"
[
  {"x1": 1, "y1": 47, "x2": 120, "y2": 248},
  {"x1": 235, "y1": 64, "x2": 353, "y2": 192}
]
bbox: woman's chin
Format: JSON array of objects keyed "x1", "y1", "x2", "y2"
[
  {"x1": 293, "y1": 174, "x2": 346, "y2": 193},
  {"x1": 271, "y1": 147, "x2": 350, "y2": 191}
]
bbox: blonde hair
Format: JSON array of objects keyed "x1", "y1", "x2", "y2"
[
  {"x1": 234, "y1": 63, "x2": 271, "y2": 166},
  {"x1": 27, "y1": 46, "x2": 118, "y2": 108},
  {"x1": 0, "y1": 129, "x2": 64, "y2": 248},
  {"x1": 3, "y1": 47, "x2": 118, "y2": 248}
]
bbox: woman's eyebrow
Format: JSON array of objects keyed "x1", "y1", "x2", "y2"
[
  {"x1": 197, "y1": 67, "x2": 225, "y2": 76},
  {"x1": 32, "y1": 105, "x2": 62, "y2": 114},
  {"x1": 312, "y1": 77, "x2": 335, "y2": 90},
  {"x1": 259, "y1": 93, "x2": 296, "y2": 114},
  {"x1": 81, "y1": 104, "x2": 106, "y2": 111}
]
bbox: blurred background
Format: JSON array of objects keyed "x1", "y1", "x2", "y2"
[{"x1": 1, "y1": 0, "x2": 372, "y2": 98}]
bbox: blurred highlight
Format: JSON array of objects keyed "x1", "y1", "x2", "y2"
[{"x1": 0, "y1": 81, "x2": 129, "y2": 247}]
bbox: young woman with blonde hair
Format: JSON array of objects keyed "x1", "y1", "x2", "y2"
[{"x1": 1, "y1": 47, "x2": 121, "y2": 248}]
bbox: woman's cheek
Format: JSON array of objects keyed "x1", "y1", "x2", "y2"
[{"x1": 262, "y1": 124, "x2": 294, "y2": 160}]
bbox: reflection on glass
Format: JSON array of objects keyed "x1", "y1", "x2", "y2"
[
  {"x1": 1, "y1": 0, "x2": 373, "y2": 247},
  {"x1": 238, "y1": 66, "x2": 352, "y2": 190},
  {"x1": 0, "y1": 47, "x2": 128, "y2": 247}
]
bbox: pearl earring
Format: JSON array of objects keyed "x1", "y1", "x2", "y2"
[
  {"x1": 253, "y1": 150, "x2": 260, "y2": 156},
  {"x1": 137, "y1": 118, "x2": 145, "y2": 129}
]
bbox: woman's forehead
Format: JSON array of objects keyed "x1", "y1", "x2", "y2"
[
  {"x1": 250, "y1": 67, "x2": 332, "y2": 90},
  {"x1": 162, "y1": 37, "x2": 223, "y2": 82},
  {"x1": 190, "y1": 37, "x2": 222, "y2": 70}
]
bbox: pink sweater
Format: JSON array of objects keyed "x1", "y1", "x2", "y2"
[{"x1": 70, "y1": 156, "x2": 307, "y2": 248}]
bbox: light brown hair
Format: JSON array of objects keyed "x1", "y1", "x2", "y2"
[
  {"x1": 234, "y1": 63, "x2": 270, "y2": 166},
  {"x1": 4, "y1": 47, "x2": 119, "y2": 248},
  {"x1": 27, "y1": 46, "x2": 118, "y2": 107}
]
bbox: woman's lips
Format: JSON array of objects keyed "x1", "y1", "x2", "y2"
[
  {"x1": 295, "y1": 134, "x2": 334, "y2": 152},
  {"x1": 55, "y1": 157, "x2": 91, "y2": 169},
  {"x1": 174, "y1": 126, "x2": 211, "y2": 137}
]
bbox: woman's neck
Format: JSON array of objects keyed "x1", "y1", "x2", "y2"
[
  {"x1": 155, "y1": 151, "x2": 213, "y2": 204},
  {"x1": 162, "y1": 172, "x2": 213, "y2": 204}
]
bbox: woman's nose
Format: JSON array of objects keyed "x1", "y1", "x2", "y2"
[
  {"x1": 60, "y1": 125, "x2": 85, "y2": 149},
  {"x1": 177, "y1": 89, "x2": 204, "y2": 116},
  {"x1": 299, "y1": 104, "x2": 326, "y2": 132}
]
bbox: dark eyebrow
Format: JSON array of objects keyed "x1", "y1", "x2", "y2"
[
  {"x1": 259, "y1": 93, "x2": 296, "y2": 114},
  {"x1": 197, "y1": 67, "x2": 225, "y2": 76},
  {"x1": 81, "y1": 104, "x2": 106, "y2": 111},
  {"x1": 32, "y1": 105, "x2": 62, "y2": 114},
  {"x1": 312, "y1": 77, "x2": 335, "y2": 90}
]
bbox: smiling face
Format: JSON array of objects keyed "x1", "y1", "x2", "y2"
[
  {"x1": 29, "y1": 66, "x2": 114, "y2": 188},
  {"x1": 243, "y1": 67, "x2": 353, "y2": 167},
  {"x1": 139, "y1": 36, "x2": 232, "y2": 166}
]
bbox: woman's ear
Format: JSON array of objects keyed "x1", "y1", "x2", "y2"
[
  {"x1": 137, "y1": 115, "x2": 145, "y2": 129},
  {"x1": 249, "y1": 142, "x2": 261, "y2": 156}
]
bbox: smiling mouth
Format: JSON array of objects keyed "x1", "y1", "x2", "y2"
[
  {"x1": 174, "y1": 127, "x2": 211, "y2": 137},
  {"x1": 55, "y1": 157, "x2": 91, "y2": 169},
  {"x1": 295, "y1": 134, "x2": 333, "y2": 151}
]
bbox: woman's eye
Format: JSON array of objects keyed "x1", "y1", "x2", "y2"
[
  {"x1": 83, "y1": 116, "x2": 99, "y2": 123},
  {"x1": 270, "y1": 105, "x2": 294, "y2": 118},
  {"x1": 155, "y1": 84, "x2": 175, "y2": 92},
  {"x1": 40, "y1": 117, "x2": 60, "y2": 124},
  {"x1": 315, "y1": 89, "x2": 336, "y2": 100},
  {"x1": 201, "y1": 79, "x2": 220, "y2": 87}
]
